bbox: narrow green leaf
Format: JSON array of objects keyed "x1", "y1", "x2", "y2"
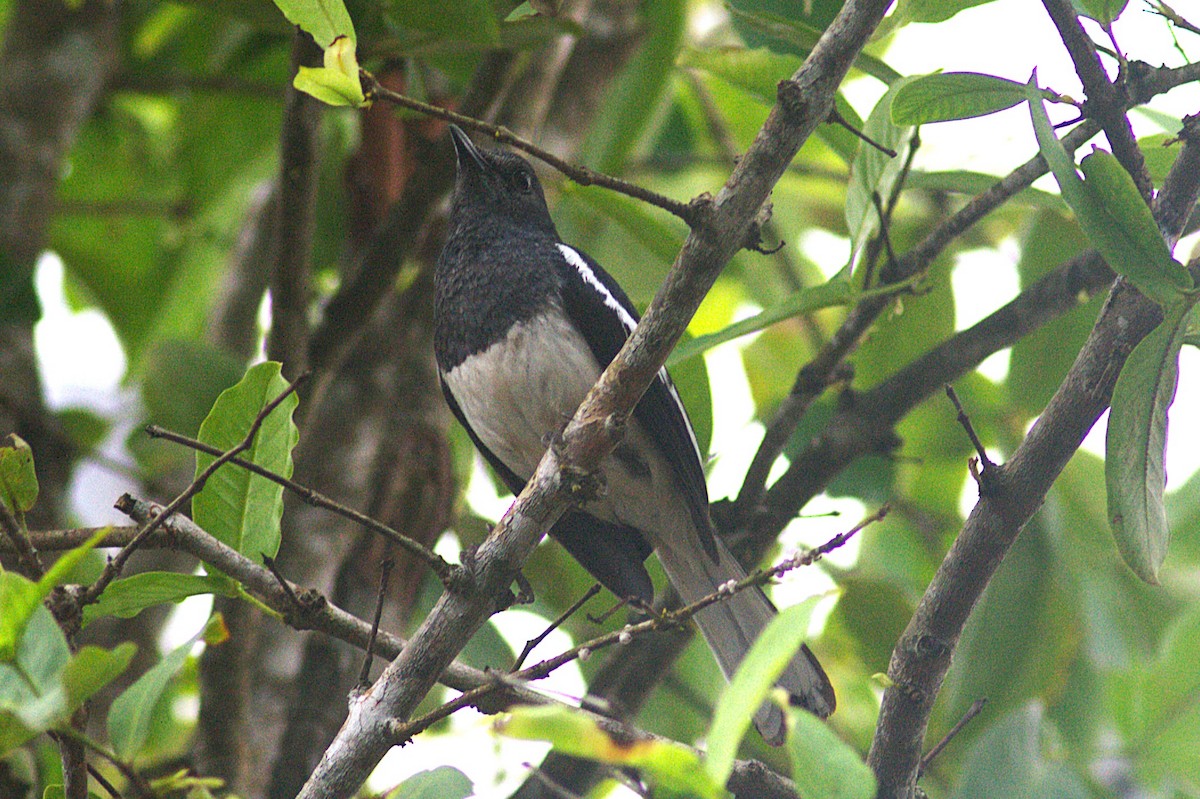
[
  {"x1": 846, "y1": 78, "x2": 917, "y2": 279},
  {"x1": 108, "y1": 635, "x2": 195, "y2": 759},
  {"x1": 787, "y1": 708, "x2": 876, "y2": 799},
  {"x1": 726, "y1": 6, "x2": 901, "y2": 85},
  {"x1": 892, "y1": 72, "x2": 1033, "y2": 125},
  {"x1": 706, "y1": 598, "x2": 820, "y2": 784},
  {"x1": 1106, "y1": 296, "x2": 1196, "y2": 583},
  {"x1": 1028, "y1": 87, "x2": 1191, "y2": 305},
  {"x1": 669, "y1": 280, "x2": 854, "y2": 365},
  {"x1": 82, "y1": 572, "x2": 240, "y2": 626},
  {"x1": 386, "y1": 767, "x2": 474, "y2": 799},
  {"x1": 192, "y1": 362, "x2": 299, "y2": 560},
  {"x1": 270, "y1": 0, "x2": 354, "y2": 46},
  {"x1": 496, "y1": 705, "x2": 727, "y2": 799},
  {"x1": 0, "y1": 434, "x2": 38, "y2": 513}
]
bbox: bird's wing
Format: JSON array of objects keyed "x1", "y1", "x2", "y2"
[
  {"x1": 554, "y1": 243, "x2": 717, "y2": 558},
  {"x1": 441, "y1": 378, "x2": 654, "y2": 602}
]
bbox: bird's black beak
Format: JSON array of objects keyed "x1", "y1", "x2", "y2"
[{"x1": 449, "y1": 125, "x2": 488, "y2": 175}]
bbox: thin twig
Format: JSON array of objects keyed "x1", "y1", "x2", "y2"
[
  {"x1": 919, "y1": 698, "x2": 987, "y2": 775},
  {"x1": 81, "y1": 375, "x2": 308, "y2": 606},
  {"x1": 511, "y1": 584, "x2": 602, "y2": 672},
  {"x1": 262, "y1": 555, "x2": 303, "y2": 612},
  {"x1": 359, "y1": 559, "x2": 395, "y2": 687},
  {"x1": 390, "y1": 510, "x2": 886, "y2": 744},
  {"x1": 144, "y1": 424, "x2": 455, "y2": 583},
  {"x1": 361, "y1": 72, "x2": 699, "y2": 226},
  {"x1": 829, "y1": 106, "x2": 897, "y2": 157},
  {"x1": 0, "y1": 494, "x2": 43, "y2": 579},
  {"x1": 945, "y1": 385, "x2": 993, "y2": 469}
]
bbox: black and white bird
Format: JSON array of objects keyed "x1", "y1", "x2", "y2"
[{"x1": 433, "y1": 125, "x2": 834, "y2": 743}]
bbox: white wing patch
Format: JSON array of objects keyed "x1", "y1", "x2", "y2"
[{"x1": 555, "y1": 243, "x2": 703, "y2": 466}]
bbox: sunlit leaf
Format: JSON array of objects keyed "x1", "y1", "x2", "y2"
[
  {"x1": 192, "y1": 361, "x2": 299, "y2": 560},
  {"x1": 0, "y1": 434, "x2": 37, "y2": 514}
]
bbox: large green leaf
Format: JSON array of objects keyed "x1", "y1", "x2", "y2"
[
  {"x1": 192, "y1": 362, "x2": 300, "y2": 559},
  {"x1": 706, "y1": 598, "x2": 819, "y2": 783},
  {"x1": 82, "y1": 572, "x2": 240, "y2": 627},
  {"x1": 1106, "y1": 296, "x2": 1196, "y2": 583},
  {"x1": 1072, "y1": 0, "x2": 1129, "y2": 25},
  {"x1": 892, "y1": 72, "x2": 1039, "y2": 126},
  {"x1": 0, "y1": 606, "x2": 133, "y2": 756},
  {"x1": 1029, "y1": 89, "x2": 1191, "y2": 306}
]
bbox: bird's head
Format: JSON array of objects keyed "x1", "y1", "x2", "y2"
[{"x1": 448, "y1": 125, "x2": 556, "y2": 235}]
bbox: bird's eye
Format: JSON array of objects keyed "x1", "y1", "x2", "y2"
[{"x1": 514, "y1": 170, "x2": 534, "y2": 193}]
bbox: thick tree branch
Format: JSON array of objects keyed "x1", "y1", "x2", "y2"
[
  {"x1": 867, "y1": 111, "x2": 1200, "y2": 799},
  {"x1": 294, "y1": 1, "x2": 894, "y2": 796}
]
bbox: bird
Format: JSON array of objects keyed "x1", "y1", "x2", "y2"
[{"x1": 432, "y1": 124, "x2": 834, "y2": 743}]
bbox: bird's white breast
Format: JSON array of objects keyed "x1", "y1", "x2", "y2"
[{"x1": 443, "y1": 309, "x2": 601, "y2": 480}]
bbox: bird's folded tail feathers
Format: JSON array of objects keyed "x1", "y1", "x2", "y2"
[{"x1": 654, "y1": 536, "x2": 835, "y2": 745}]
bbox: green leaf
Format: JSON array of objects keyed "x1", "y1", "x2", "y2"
[
  {"x1": 192, "y1": 362, "x2": 299, "y2": 560},
  {"x1": 0, "y1": 434, "x2": 38, "y2": 514},
  {"x1": 887, "y1": 0, "x2": 998, "y2": 26},
  {"x1": 726, "y1": 6, "x2": 901, "y2": 85},
  {"x1": 61, "y1": 643, "x2": 137, "y2": 709},
  {"x1": 0, "y1": 527, "x2": 110, "y2": 662},
  {"x1": 846, "y1": 78, "x2": 917, "y2": 280},
  {"x1": 270, "y1": 0, "x2": 354, "y2": 46},
  {"x1": 0, "y1": 606, "x2": 130, "y2": 757},
  {"x1": 787, "y1": 709, "x2": 876, "y2": 799},
  {"x1": 293, "y1": 36, "x2": 365, "y2": 107},
  {"x1": 496, "y1": 705, "x2": 728, "y2": 799},
  {"x1": 1072, "y1": 0, "x2": 1129, "y2": 25},
  {"x1": 892, "y1": 72, "x2": 1036, "y2": 125},
  {"x1": 386, "y1": 766, "x2": 474, "y2": 799},
  {"x1": 107, "y1": 634, "x2": 195, "y2": 760},
  {"x1": 1028, "y1": 88, "x2": 1191, "y2": 305},
  {"x1": 669, "y1": 278, "x2": 917, "y2": 365},
  {"x1": 1106, "y1": 296, "x2": 1196, "y2": 583},
  {"x1": 0, "y1": 606, "x2": 69, "y2": 754},
  {"x1": 82, "y1": 572, "x2": 240, "y2": 626},
  {"x1": 705, "y1": 598, "x2": 819, "y2": 784}
]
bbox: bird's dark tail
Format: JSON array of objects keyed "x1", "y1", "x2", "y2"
[{"x1": 655, "y1": 535, "x2": 835, "y2": 745}]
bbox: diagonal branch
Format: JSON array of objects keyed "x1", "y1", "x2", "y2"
[
  {"x1": 867, "y1": 111, "x2": 1200, "y2": 799},
  {"x1": 294, "y1": 1, "x2": 895, "y2": 796}
]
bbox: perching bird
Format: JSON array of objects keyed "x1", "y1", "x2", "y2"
[{"x1": 432, "y1": 125, "x2": 834, "y2": 743}]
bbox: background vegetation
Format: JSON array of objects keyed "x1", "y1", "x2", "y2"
[{"x1": 1, "y1": 0, "x2": 1198, "y2": 797}]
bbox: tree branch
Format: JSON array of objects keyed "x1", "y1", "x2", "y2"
[
  {"x1": 867, "y1": 111, "x2": 1200, "y2": 799},
  {"x1": 294, "y1": 1, "x2": 894, "y2": 796}
]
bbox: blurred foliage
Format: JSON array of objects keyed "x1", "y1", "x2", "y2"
[{"x1": 3, "y1": 0, "x2": 1199, "y2": 796}]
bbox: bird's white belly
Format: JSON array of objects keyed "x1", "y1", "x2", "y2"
[
  {"x1": 443, "y1": 310, "x2": 697, "y2": 544},
  {"x1": 444, "y1": 312, "x2": 601, "y2": 480}
]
